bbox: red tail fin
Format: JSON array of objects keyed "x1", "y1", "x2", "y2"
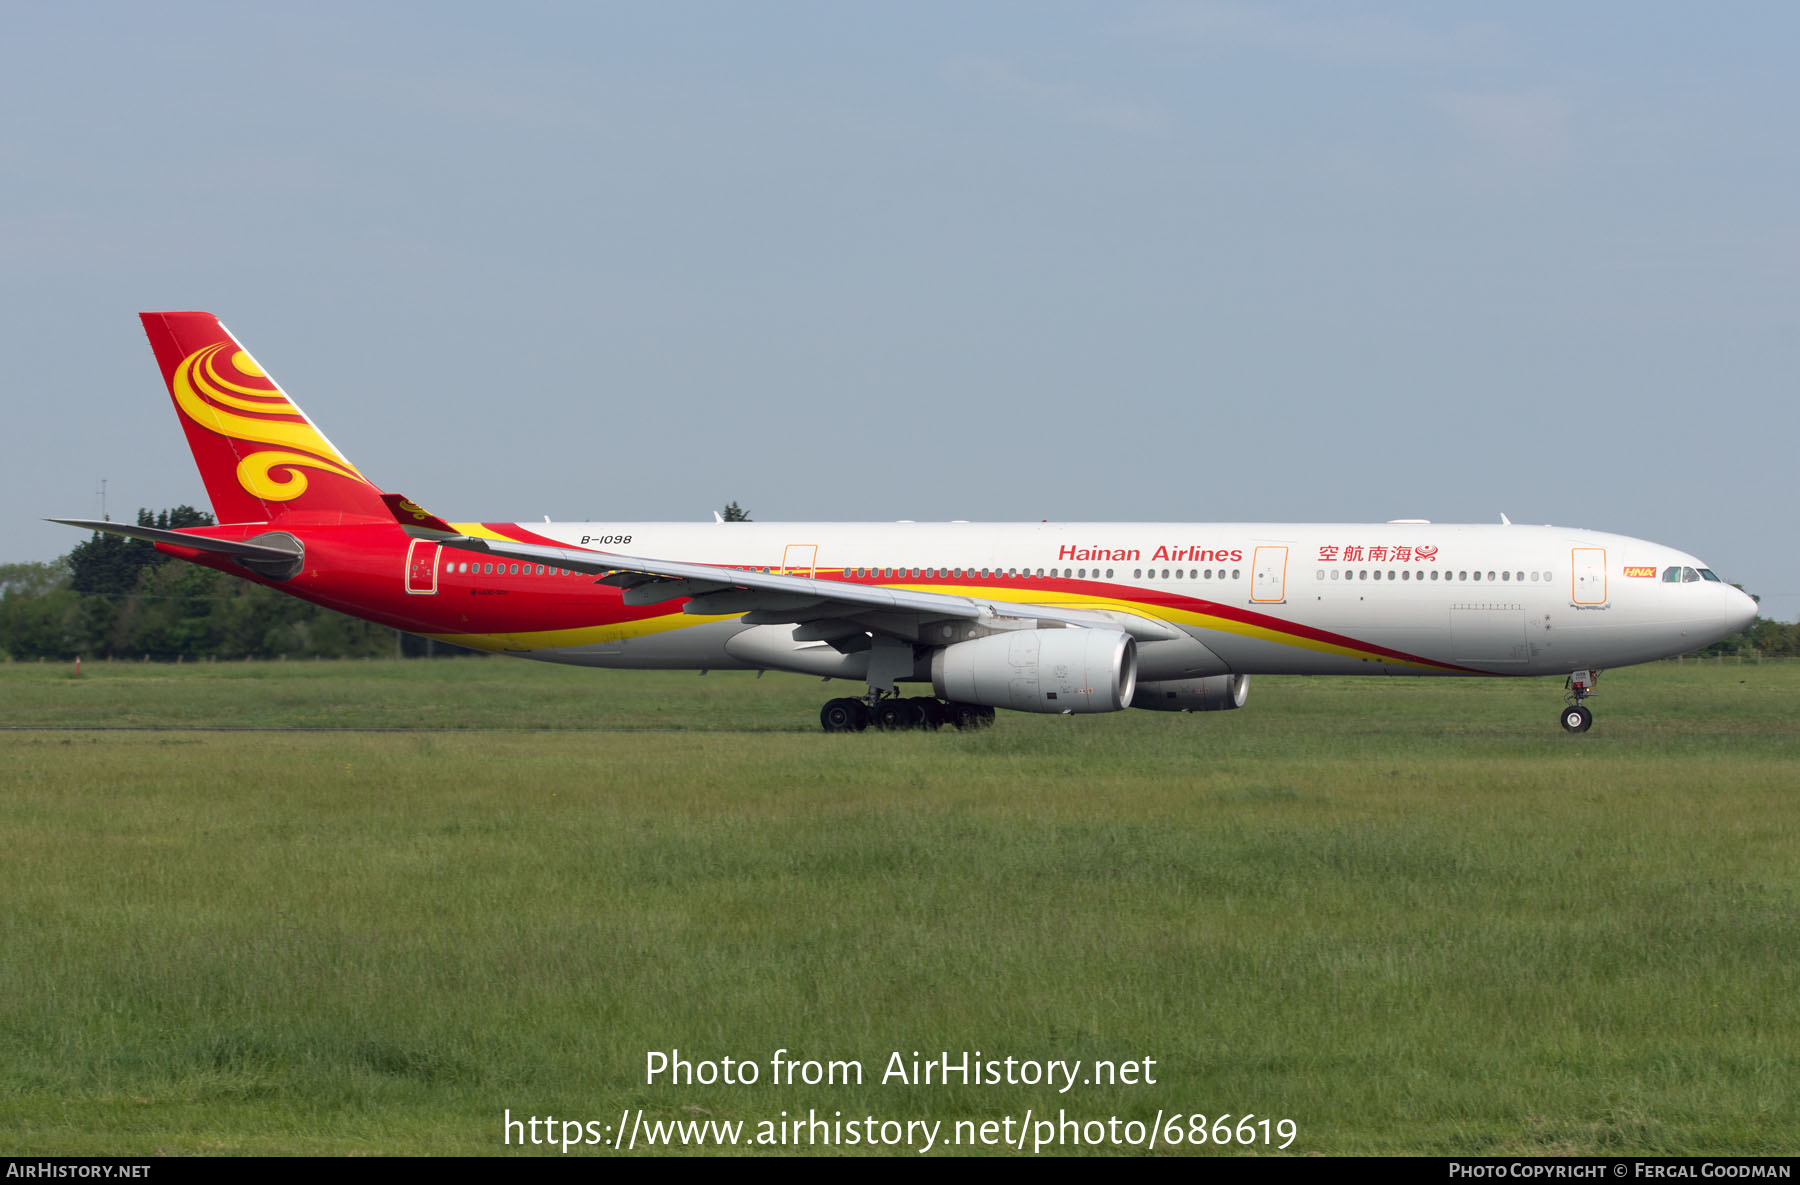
[{"x1": 139, "y1": 312, "x2": 390, "y2": 524}]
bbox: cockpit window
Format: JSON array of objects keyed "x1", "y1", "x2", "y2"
[
  {"x1": 1663, "y1": 566, "x2": 1682, "y2": 582},
  {"x1": 1683, "y1": 567, "x2": 1700, "y2": 582},
  {"x1": 1699, "y1": 568, "x2": 1722, "y2": 582}
]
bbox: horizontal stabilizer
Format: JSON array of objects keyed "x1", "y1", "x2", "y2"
[{"x1": 48, "y1": 517, "x2": 303, "y2": 562}]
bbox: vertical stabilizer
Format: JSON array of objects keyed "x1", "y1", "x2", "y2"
[{"x1": 139, "y1": 311, "x2": 389, "y2": 524}]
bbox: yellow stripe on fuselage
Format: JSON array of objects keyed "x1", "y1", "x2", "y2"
[
  {"x1": 448, "y1": 522, "x2": 524, "y2": 542},
  {"x1": 429, "y1": 573, "x2": 1439, "y2": 670},
  {"x1": 908, "y1": 583, "x2": 1445, "y2": 670},
  {"x1": 429, "y1": 609, "x2": 740, "y2": 653}
]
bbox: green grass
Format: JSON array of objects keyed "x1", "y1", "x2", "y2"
[{"x1": 1, "y1": 658, "x2": 1796, "y2": 1155}]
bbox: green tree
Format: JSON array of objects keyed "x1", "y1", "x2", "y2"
[
  {"x1": 67, "y1": 506, "x2": 213, "y2": 596},
  {"x1": 720, "y1": 501, "x2": 751, "y2": 522},
  {"x1": 0, "y1": 559, "x2": 70, "y2": 597},
  {"x1": 0, "y1": 558, "x2": 76, "y2": 658}
]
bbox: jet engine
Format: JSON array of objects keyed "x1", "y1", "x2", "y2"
[
  {"x1": 1130, "y1": 673, "x2": 1250, "y2": 712},
  {"x1": 930, "y1": 628, "x2": 1136, "y2": 714}
]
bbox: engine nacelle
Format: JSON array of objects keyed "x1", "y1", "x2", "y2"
[
  {"x1": 931, "y1": 629, "x2": 1136, "y2": 714},
  {"x1": 1130, "y1": 673, "x2": 1250, "y2": 712}
]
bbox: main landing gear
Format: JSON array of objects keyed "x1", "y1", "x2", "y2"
[
  {"x1": 1560, "y1": 669, "x2": 1599, "y2": 733},
  {"x1": 819, "y1": 691, "x2": 995, "y2": 733}
]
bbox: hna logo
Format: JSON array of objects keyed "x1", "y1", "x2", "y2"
[{"x1": 171, "y1": 344, "x2": 367, "y2": 502}]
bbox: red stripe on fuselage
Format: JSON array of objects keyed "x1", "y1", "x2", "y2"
[{"x1": 155, "y1": 527, "x2": 1474, "y2": 669}]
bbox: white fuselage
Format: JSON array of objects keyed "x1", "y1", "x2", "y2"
[{"x1": 443, "y1": 520, "x2": 1755, "y2": 679}]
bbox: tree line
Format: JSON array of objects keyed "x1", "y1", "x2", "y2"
[
  {"x1": 2, "y1": 508, "x2": 405, "y2": 661},
  {"x1": 4, "y1": 507, "x2": 1795, "y2": 662}
]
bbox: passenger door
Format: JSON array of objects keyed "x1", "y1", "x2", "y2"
[
  {"x1": 404, "y1": 539, "x2": 439, "y2": 595},
  {"x1": 1252, "y1": 546, "x2": 1288, "y2": 603},
  {"x1": 1571, "y1": 548, "x2": 1607, "y2": 606}
]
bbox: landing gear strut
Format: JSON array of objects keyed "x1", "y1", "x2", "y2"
[{"x1": 1560, "y1": 669, "x2": 1599, "y2": 733}]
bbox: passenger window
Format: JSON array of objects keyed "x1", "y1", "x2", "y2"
[{"x1": 1502, "y1": 571, "x2": 1510, "y2": 581}]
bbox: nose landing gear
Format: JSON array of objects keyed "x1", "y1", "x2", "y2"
[{"x1": 1560, "y1": 669, "x2": 1599, "y2": 733}]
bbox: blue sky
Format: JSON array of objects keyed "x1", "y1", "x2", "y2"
[{"x1": 6, "y1": 2, "x2": 1796, "y2": 619}]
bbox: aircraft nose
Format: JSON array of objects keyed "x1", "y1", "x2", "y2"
[{"x1": 1727, "y1": 586, "x2": 1758, "y2": 633}]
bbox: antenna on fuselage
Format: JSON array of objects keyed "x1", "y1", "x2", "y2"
[{"x1": 1500, "y1": 513, "x2": 1512, "y2": 525}]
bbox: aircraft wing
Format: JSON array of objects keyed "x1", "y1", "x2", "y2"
[{"x1": 426, "y1": 532, "x2": 1182, "y2": 643}]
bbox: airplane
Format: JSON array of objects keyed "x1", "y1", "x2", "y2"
[{"x1": 52, "y1": 312, "x2": 1757, "y2": 735}]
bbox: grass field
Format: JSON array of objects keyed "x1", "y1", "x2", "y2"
[{"x1": 2, "y1": 657, "x2": 1796, "y2": 1155}]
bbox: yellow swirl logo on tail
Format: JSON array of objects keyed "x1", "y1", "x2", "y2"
[{"x1": 171, "y1": 343, "x2": 367, "y2": 502}]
